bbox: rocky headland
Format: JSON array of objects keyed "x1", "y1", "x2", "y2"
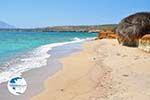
[
  {"x1": 97, "y1": 12, "x2": 150, "y2": 53},
  {"x1": 97, "y1": 30, "x2": 116, "y2": 39}
]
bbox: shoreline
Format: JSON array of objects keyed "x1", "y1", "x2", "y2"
[
  {"x1": 32, "y1": 39, "x2": 150, "y2": 100},
  {"x1": 0, "y1": 42, "x2": 83, "y2": 100},
  {"x1": 32, "y1": 40, "x2": 104, "y2": 100},
  {"x1": 0, "y1": 37, "x2": 94, "y2": 84}
]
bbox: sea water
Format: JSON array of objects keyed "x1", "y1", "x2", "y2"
[{"x1": 0, "y1": 32, "x2": 97, "y2": 83}]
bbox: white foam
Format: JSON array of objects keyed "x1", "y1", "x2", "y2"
[
  {"x1": 0, "y1": 37, "x2": 95, "y2": 83},
  {"x1": 73, "y1": 37, "x2": 81, "y2": 41}
]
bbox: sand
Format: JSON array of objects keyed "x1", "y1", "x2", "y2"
[{"x1": 32, "y1": 39, "x2": 150, "y2": 100}]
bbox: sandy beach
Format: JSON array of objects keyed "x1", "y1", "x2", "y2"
[
  {"x1": 32, "y1": 39, "x2": 150, "y2": 100},
  {"x1": 0, "y1": 1, "x2": 149, "y2": 100}
]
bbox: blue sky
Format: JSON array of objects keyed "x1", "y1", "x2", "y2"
[{"x1": 0, "y1": 0, "x2": 149, "y2": 28}]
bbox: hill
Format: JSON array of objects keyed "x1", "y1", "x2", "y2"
[
  {"x1": 0, "y1": 24, "x2": 117, "y2": 32},
  {"x1": 0, "y1": 21, "x2": 15, "y2": 29}
]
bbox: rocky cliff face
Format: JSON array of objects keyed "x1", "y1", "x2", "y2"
[
  {"x1": 139, "y1": 34, "x2": 150, "y2": 52},
  {"x1": 97, "y1": 30, "x2": 116, "y2": 39}
]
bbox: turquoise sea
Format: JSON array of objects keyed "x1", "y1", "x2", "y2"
[{"x1": 0, "y1": 32, "x2": 97, "y2": 83}]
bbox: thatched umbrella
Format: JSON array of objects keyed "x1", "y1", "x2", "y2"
[{"x1": 116, "y1": 12, "x2": 150, "y2": 46}]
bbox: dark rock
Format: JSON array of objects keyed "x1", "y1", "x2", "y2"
[
  {"x1": 122, "y1": 74, "x2": 129, "y2": 77},
  {"x1": 116, "y1": 12, "x2": 150, "y2": 46},
  {"x1": 60, "y1": 89, "x2": 64, "y2": 92}
]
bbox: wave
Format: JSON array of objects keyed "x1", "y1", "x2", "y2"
[
  {"x1": 0, "y1": 37, "x2": 95, "y2": 83},
  {"x1": 73, "y1": 37, "x2": 81, "y2": 41}
]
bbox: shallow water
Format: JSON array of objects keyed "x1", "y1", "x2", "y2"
[
  {"x1": 0, "y1": 42, "x2": 83, "y2": 100},
  {"x1": 0, "y1": 31, "x2": 97, "y2": 83}
]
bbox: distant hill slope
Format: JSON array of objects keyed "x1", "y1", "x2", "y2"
[
  {"x1": 42, "y1": 24, "x2": 117, "y2": 32},
  {"x1": 0, "y1": 21, "x2": 15, "y2": 29},
  {"x1": 0, "y1": 24, "x2": 117, "y2": 32}
]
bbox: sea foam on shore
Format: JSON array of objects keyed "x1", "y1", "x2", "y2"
[{"x1": 0, "y1": 37, "x2": 95, "y2": 83}]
